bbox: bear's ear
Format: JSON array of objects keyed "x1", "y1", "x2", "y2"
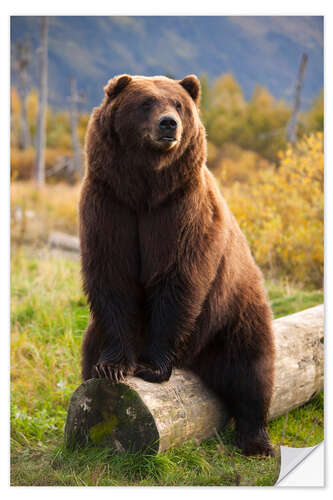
[
  {"x1": 104, "y1": 74, "x2": 132, "y2": 99},
  {"x1": 179, "y1": 75, "x2": 201, "y2": 105}
]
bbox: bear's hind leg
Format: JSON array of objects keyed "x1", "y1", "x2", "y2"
[
  {"x1": 224, "y1": 349, "x2": 274, "y2": 456},
  {"x1": 229, "y1": 355, "x2": 274, "y2": 457},
  {"x1": 192, "y1": 337, "x2": 274, "y2": 457}
]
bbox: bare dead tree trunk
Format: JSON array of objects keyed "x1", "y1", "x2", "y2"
[
  {"x1": 20, "y1": 83, "x2": 31, "y2": 150},
  {"x1": 286, "y1": 53, "x2": 308, "y2": 144},
  {"x1": 69, "y1": 76, "x2": 83, "y2": 179},
  {"x1": 35, "y1": 17, "x2": 48, "y2": 187},
  {"x1": 13, "y1": 39, "x2": 31, "y2": 149}
]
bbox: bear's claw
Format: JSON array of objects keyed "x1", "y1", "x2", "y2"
[{"x1": 93, "y1": 363, "x2": 127, "y2": 383}]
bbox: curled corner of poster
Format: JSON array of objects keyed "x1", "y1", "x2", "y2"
[{"x1": 275, "y1": 441, "x2": 324, "y2": 487}]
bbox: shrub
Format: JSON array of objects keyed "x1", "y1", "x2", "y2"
[
  {"x1": 11, "y1": 148, "x2": 74, "y2": 181},
  {"x1": 212, "y1": 143, "x2": 272, "y2": 185},
  {"x1": 11, "y1": 181, "x2": 81, "y2": 245},
  {"x1": 222, "y1": 133, "x2": 323, "y2": 288}
]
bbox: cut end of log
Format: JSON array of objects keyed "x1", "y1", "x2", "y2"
[{"x1": 65, "y1": 378, "x2": 160, "y2": 453}]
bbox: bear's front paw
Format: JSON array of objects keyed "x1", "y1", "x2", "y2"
[
  {"x1": 134, "y1": 363, "x2": 172, "y2": 383},
  {"x1": 92, "y1": 362, "x2": 132, "y2": 383},
  {"x1": 93, "y1": 345, "x2": 134, "y2": 382},
  {"x1": 236, "y1": 429, "x2": 275, "y2": 457}
]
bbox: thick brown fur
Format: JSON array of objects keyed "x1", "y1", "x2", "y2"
[{"x1": 79, "y1": 74, "x2": 275, "y2": 456}]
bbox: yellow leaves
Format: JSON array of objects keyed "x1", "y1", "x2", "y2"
[
  {"x1": 26, "y1": 89, "x2": 39, "y2": 128},
  {"x1": 207, "y1": 141, "x2": 219, "y2": 165},
  {"x1": 214, "y1": 143, "x2": 273, "y2": 186},
  {"x1": 11, "y1": 87, "x2": 21, "y2": 115},
  {"x1": 250, "y1": 85, "x2": 276, "y2": 109},
  {"x1": 300, "y1": 90, "x2": 324, "y2": 133},
  {"x1": 222, "y1": 133, "x2": 323, "y2": 287},
  {"x1": 11, "y1": 147, "x2": 74, "y2": 181},
  {"x1": 11, "y1": 181, "x2": 81, "y2": 244}
]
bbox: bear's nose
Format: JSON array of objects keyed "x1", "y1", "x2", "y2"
[{"x1": 159, "y1": 115, "x2": 178, "y2": 131}]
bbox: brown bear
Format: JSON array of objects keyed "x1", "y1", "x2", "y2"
[{"x1": 79, "y1": 74, "x2": 275, "y2": 456}]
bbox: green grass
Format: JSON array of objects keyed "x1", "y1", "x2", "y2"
[
  {"x1": 10, "y1": 248, "x2": 324, "y2": 486},
  {"x1": 267, "y1": 281, "x2": 323, "y2": 319}
]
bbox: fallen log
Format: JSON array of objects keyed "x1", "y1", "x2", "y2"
[
  {"x1": 65, "y1": 304, "x2": 324, "y2": 453},
  {"x1": 49, "y1": 231, "x2": 80, "y2": 252}
]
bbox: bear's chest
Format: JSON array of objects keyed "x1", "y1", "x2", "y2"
[{"x1": 137, "y1": 206, "x2": 184, "y2": 286}]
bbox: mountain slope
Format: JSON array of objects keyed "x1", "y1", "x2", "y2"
[{"x1": 10, "y1": 16, "x2": 323, "y2": 110}]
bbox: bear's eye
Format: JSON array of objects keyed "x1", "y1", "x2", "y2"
[
  {"x1": 175, "y1": 101, "x2": 182, "y2": 112},
  {"x1": 141, "y1": 98, "x2": 156, "y2": 109}
]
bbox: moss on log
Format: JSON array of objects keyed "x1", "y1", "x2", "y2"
[{"x1": 65, "y1": 305, "x2": 324, "y2": 453}]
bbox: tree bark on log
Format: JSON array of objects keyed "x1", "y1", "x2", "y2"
[{"x1": 65, "y1": 305, "x2": 324, "y2": 453}]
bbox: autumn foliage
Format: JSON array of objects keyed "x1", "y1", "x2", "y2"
[{"x1": 221, "y1": 133, "x2": 323, "y2": 287}]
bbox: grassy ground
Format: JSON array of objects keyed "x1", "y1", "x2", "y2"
[{"x1": 10, "y1": 248, "x2": 324, "y2": 486}]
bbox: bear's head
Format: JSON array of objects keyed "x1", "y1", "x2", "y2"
[
  {"x1": 87, "y1": 75, "x2": 206, "y2": 205},
  {"x1": 98, "y1": 74, "x2": 202, "y2": 157}
]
